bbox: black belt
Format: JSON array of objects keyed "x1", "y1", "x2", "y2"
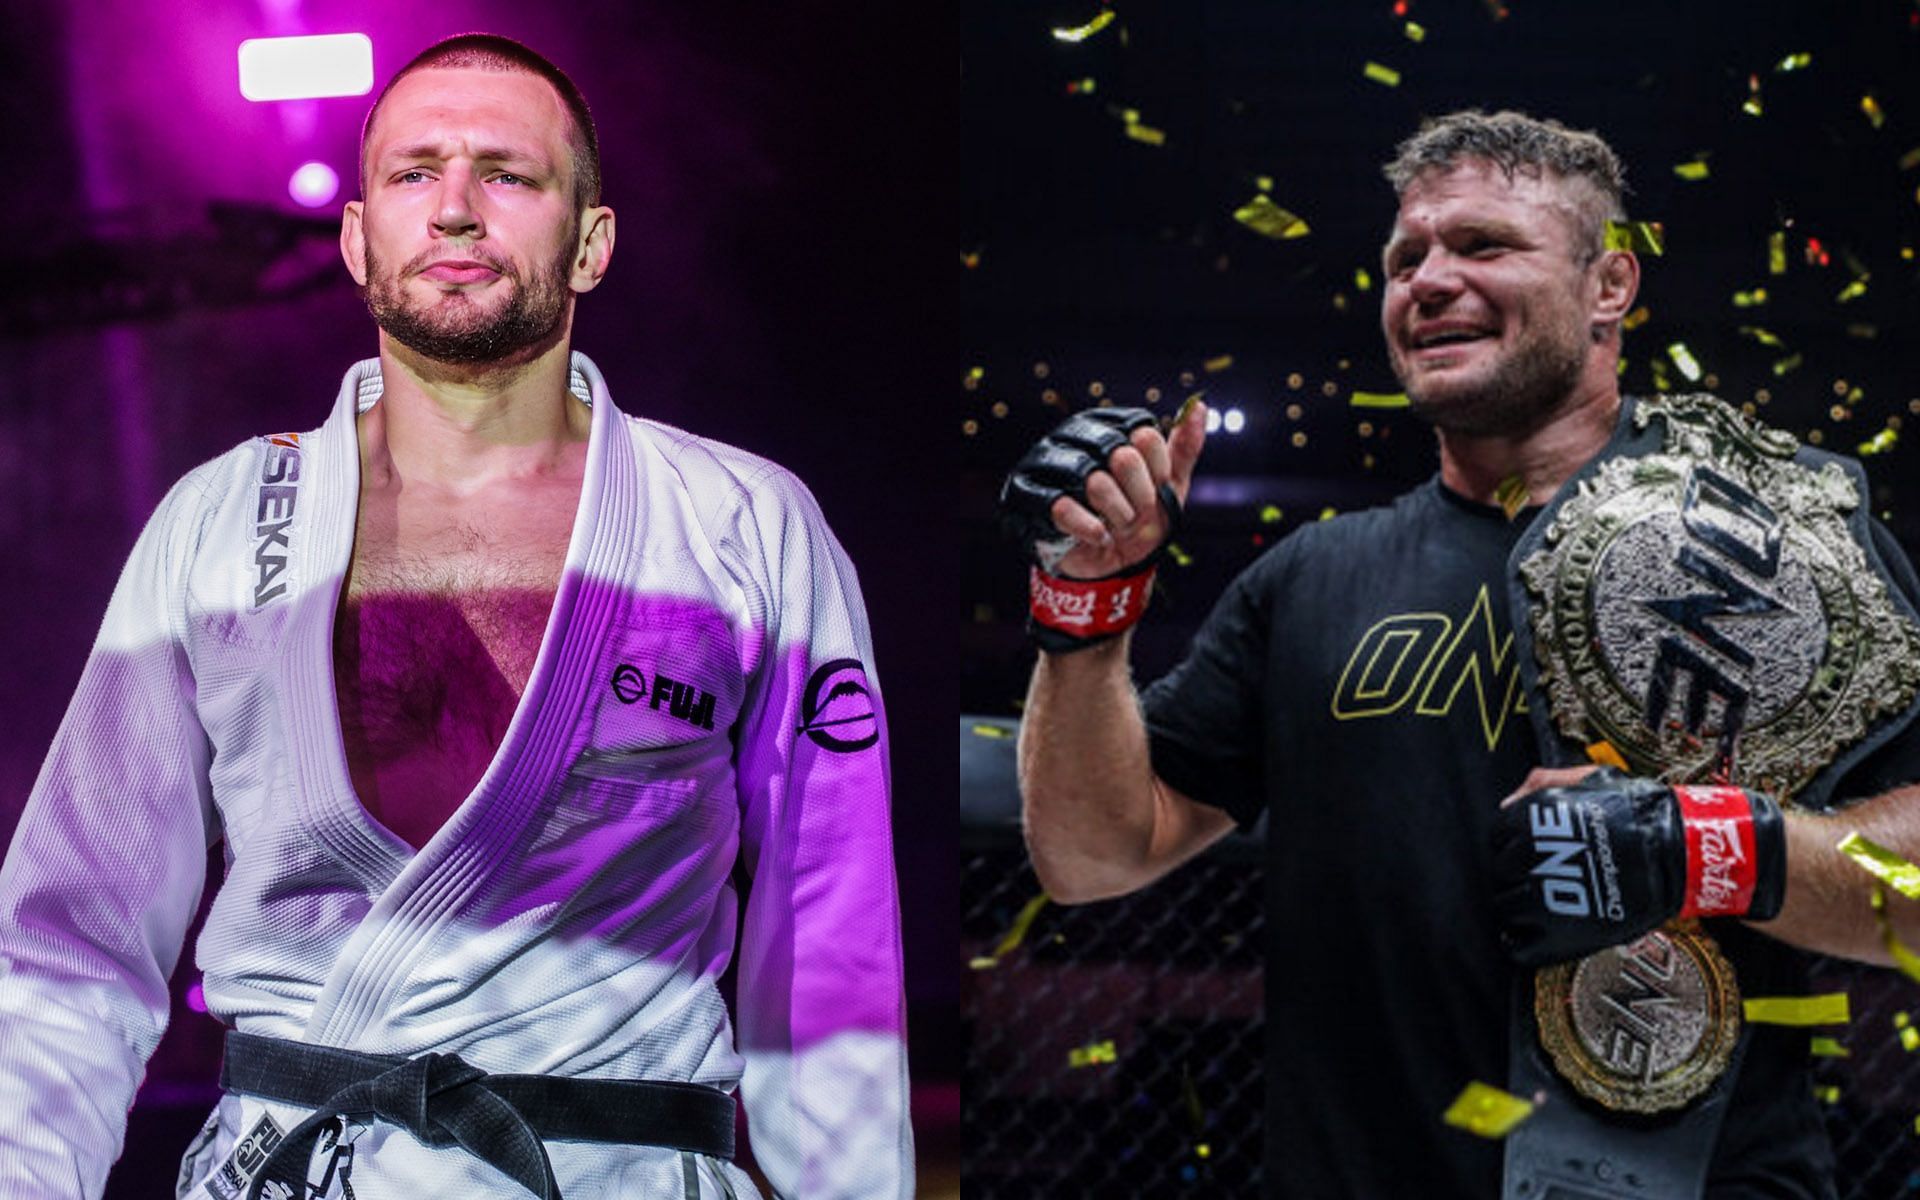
[{"x1": 220, "y1": 1031, "x2": 735, "y2": 1200}]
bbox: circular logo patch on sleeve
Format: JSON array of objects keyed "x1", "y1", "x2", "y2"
[{"x1": 797, "y1": 658, "x2": 880, "y2": 752}]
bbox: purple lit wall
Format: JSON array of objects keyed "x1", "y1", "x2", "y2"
[{"x1": 0, "y1": 0, "x2": 953, "y2": 1189}]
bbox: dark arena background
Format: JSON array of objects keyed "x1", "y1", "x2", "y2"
[
  {"x1": 0, "y1": 1, "x2": 956, "y2": 1195},
  {"x1": 961, "y1": 0, "x2": 1920, "y2": 1195}
]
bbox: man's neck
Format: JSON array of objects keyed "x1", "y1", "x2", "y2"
[
  {"x1": 361, "y1": 332, "x2": 592, "y2": 493},
  {"x1": 1436, "y1": 375, "x2": 1622, "y2": 510}
]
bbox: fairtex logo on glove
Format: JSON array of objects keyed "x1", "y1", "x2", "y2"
[
  {"x1": 1674, "y1": 785, "x2": 1759, "y2": 917},
  {"x1": 1528, "y1": 798, "x2": 1626, "y2": 922},
  {"x1": 1028, "y1": 565, "x2": 1154, "y2": 639}
]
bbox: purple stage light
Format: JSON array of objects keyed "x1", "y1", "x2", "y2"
[
  {"x1": 288, "y1": 161, "x2": 340, "y2": 207},
  {"x1": 238, "y1": 33, "x2": 373, "y2": 102}
]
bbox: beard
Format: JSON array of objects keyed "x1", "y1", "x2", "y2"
[
  {"x1": 1397, "y1": 323, "x2": 1587, "y2": 438},
  {"x1": 362, "y1": 225, "x2": 577, "y2": 366}
]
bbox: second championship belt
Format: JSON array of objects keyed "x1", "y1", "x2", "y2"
[{"x1": 1501, "y1": 394, "x2": 1920, "y2": 1199}]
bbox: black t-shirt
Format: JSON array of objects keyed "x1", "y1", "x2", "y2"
[{"x1": 1139, "y1": 476, "x2": 1917, "y2": 1199}]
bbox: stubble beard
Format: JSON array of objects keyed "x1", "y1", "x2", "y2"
[
  {"x1": 362, "y1": 223, "x2": 579, "y2": 366},
  {"x1": 1398, "y1": 324, "x2": 1588, "y2": 439}
]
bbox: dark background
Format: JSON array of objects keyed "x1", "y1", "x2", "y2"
[{"x1": 0, "y1": 0, "x2": 956, "y2": 1191}]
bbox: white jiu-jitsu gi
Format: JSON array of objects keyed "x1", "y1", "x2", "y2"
[{"x1": 0, "y1": 354, "x2": 912, "y2": 1199}]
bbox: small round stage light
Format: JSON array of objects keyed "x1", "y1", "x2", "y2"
[{"x1": 289, "y1": 161, "x2": 339, "y2": 207}]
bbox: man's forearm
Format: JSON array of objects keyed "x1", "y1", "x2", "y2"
[
  {"x1": 1018, "y1": 635, "x2": 1164, "y2": 902},
  {"x1": 1751, "y1": 785, "x2": 1920, "y2": 964}
]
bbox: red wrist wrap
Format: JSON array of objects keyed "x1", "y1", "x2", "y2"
[
  {"x1": 1029, "y1": 564, "x2": 1156, "y2": 642},
  {"x1": 1674, "y1": 785, "x2": 1761, "y2": 918}
]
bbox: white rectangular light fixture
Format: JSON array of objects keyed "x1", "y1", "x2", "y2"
[{"x1": 238, "y1": 33, "x2": 374, "y2": 102}]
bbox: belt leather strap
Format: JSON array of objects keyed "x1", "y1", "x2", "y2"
[
  {"x1": 1501, "y1": 973, "x2": 1748, "y2": 1200},
  {"x1": 220, "y1": 1031, "x2": 735, "y2": 1200}
]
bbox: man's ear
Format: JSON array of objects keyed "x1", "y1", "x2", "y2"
[
  {"x1": 341, "y1": 200, "x2": 368, "y2": 286},
  {"x1": 570, "y1": 207, "x2": 616, "y2": 294},
  {"x1": 1590, "y1": 249, "x2": 1639, "y2": 333}
]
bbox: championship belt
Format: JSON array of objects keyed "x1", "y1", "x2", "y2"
[{"x1": 1502, "y1": 394, "x2": 1920, "y2": 1199}]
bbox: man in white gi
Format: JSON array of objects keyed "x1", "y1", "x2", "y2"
[{"x1": 0, "y1": 33, "x2": 911, "y2": 1200}]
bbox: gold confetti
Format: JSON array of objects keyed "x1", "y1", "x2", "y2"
[
  {"x1": 1584, "y1": 741, "x2": 1629, "y2": 770},
  {"x1": 1848, "y1": 323, "x2": 1879, "y2": 338},
  {"x1": 970, "y1": 723, "x2": 1009, "y2": 739},
  {"x1": 1203, "y1": 355, "x2": 1235, "y2": 373},
  {"x1": 1066, "y1": 77, "x2": 1097, "y2": 95},
  {"x1": 969, "y1": 892, "x2": 1050, "y2": 970},
  {"x1": 1862, "y1": 94, "x2": 1886, "y2": 130},
  {"x1": 1605, "y1": 220, "x2": 1665, "y2": 255},
  {"x1": 1233, "y1": 195, "x2": 1310, "y2": 239},
  {"x1": 1124, "y1": 121, "x2": 1167, "y2": 146},
  {"x1": 1772, "y1": 353, "x2": 1803, "y2": 377},
  {"x1": 1443, "y1": 1082, "x2": 1535, "y2": 1138},
  {"x1": 1404, "y1": 20, "x2": 1426, "y2": 41},
  {"x1": 1622, "y1": 306, "x2": 1651, "y2": 330},
  {"x1": 1836, "y1": 278, "x2": 1869, "y2": 302},
  {"x1": 1493, "y1": 475, "x2": 1530, "y2": 521},
  {"x1": 1255, "y1": 174, "x2": 1275, "y2": 192},
  {"x1": 961, "y1": 250, "x2": 982, "y2": 270},
  {"x1": 1666, "y1": 342, "x2": 1703, "y2": 382},
  {"x1": 1259, "y1": 505, "x2": 1284, "y2": 524},
  {"x1": 1815, "y1": 1085, "x2": 1841, "y2": 1104},
  {"x1": 1810, "y1": 1036, "x2": 1850, "y2": 1057},
  {"x1": 1775, "y1": 52, "x2": 1812, "y2": 72},
  {"x1": 1733, "y1": 287, "x2": 1769, "y2": 307},
  {"x1": 1873, "y1": 887, "x2": 1920, "y2": 985},
  {"x1": 1838, "y1": 831, "x2": 1920, "y2": 899},
  {"x1": 1743, "y1": 993, "x2": 1851, "y2": 1026},
  {"x1": 1318, "y1": 506, "x2": 1337, "y2": 521},
  {"x1": 1363, "y1": 61, "x2": 1402, "y2": 87},
  {"x1": 965, "y1": 366, "x2": 986, "y2": 387},
  {"x1": 1673, "y1": 159, "x2": 1710, "y2": 181},
  {"x1": 1354, "y1": 267, "x2": 1374, "y2": 291},
  {"x1": 1738, "y1": 326, "x2": 1784, "y2": 347},
  {"x1": 1899, "y1": 147, "x2": 1920, "y2": 171},
  {"x1": 1768, "y1": 231, "x2": 1788, "y2": 275},
  {"x1": 1859, "y1": 427, "x2": 1899, "y2": 456},
  {"x1": 1350, "y1": 391, "x2": 1411, "y2": 409},
  {"x1": 1068, "y1": 1039, "x2": 1118, "y2": 1068},
  {"x1": 1742, "y1": 74, "x2": 1763, "y2": 118},
  {"x1": 1167, "y1": 543, "x2": 1193, "y2": 566},
  {"x1": 1898, "y1": 1012, "x2": 1920, "y2": 1052},
  {"x1": 1052, "y1": 10, "x2": 1117, "y2": 43}
]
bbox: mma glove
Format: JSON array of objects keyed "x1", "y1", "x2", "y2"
[
  {"x1": 998, "y1": 407, "x2": 1181, "y2": 654},
  {"x1": 1490, "y1": 768, "x2": 1787, "y2": 967}
]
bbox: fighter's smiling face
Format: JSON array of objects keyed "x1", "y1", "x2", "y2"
[
  {"x1": 1380, "y1": 159, "x2": 1610, "y2": 437},
  {"x1": 344, "y1": 67, "x2": 601, "y2": 366}
]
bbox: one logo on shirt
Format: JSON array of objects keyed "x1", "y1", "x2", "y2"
[
  {"x1": 251, "y1": 432, "x2": 302, "y2": 609},
  {"x1": 796, "y1": 658, "x2": 879, "y2": 753},
  {"x1": 610, "y1": 662, "x2": 716, "y2": 730},
  {"x1": 203, "y1": 1112, "x2": 285, "y2": 1200},
  {"x1": 1329, "y1": 584, "x2": 1528, "y2": 751}
]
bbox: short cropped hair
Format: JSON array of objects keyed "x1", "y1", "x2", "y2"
[
  {"x1": 359, "y1": 33, "x2": 601, "y2": 211},
  {"x1": 1383, "y1": 109, "x2": 1627, "y2": 265}
]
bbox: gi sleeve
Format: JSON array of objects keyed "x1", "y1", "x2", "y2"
[
  {"x1": 725, "y1": 466, "x2": 911, "y2": 1198},
  {"x1": 0, "y1": 474, "x2": 218, "y2": 1200}
]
